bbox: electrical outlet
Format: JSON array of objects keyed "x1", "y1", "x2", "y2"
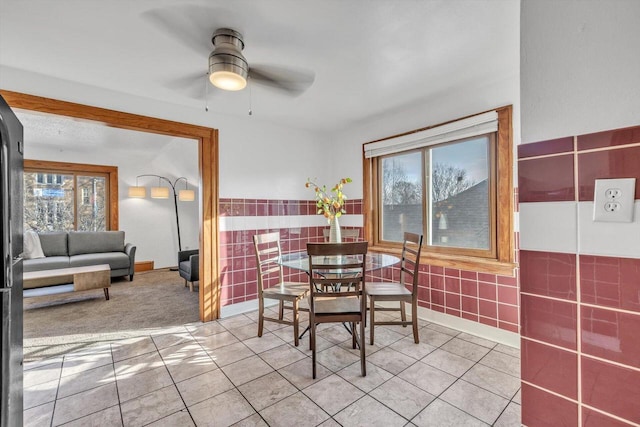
[{"x1": 593, "y1": 178, "x2": 636, "y2": 222}]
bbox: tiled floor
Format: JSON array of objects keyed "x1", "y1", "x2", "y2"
[{"x1": 24, "y1": 308, "x2": 521, "y2": 426}]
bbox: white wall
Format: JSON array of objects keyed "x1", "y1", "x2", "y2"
[{"x1": 520, "y1": 0, "x2": 640, "y2": 143}]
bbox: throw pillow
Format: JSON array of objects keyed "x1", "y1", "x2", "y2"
[{"x1": 23, "y1": 230, "x2": 45, "y2": 259}]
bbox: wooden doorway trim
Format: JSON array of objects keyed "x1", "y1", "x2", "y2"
[{"x1": 1, "y1": 90, "x2": 220, "y2": 321}]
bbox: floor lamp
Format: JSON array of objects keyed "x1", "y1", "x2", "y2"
[{"x1": 128, "y1": 174, "x2": 195, "y2": 256}]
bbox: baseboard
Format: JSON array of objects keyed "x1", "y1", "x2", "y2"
[
  {"x1": 376, "y1": 301, "x2": 520, "y2": 349},
  {"x1": 220, "y1": 299, "x2": 278, "y2": 318}
]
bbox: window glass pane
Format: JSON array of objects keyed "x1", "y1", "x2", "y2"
[
  {"x1": 24, "y1": 172, "x2": 74, "y2": 231},
  {"x1": 430, "y1": 136, "x2": 490, "y2": 250},
  {"x1": 380, "y1": 151, "x2": 423, "y2": 242},
  {"x1": 76, "y1": 176, "x2": 107, "y2": 231}
]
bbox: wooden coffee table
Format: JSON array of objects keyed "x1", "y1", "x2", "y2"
[{"x1": 23, "y1": 264, "x2": 111, "y2": 300}]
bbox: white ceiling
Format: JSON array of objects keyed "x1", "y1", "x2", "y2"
[{"x1": 0, "y1": 0, "x2": 518, "y2": 134}]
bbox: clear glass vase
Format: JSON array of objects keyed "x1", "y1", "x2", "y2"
[{"x1": 329, "y1": 216, "x2": 342, "y2": 243}]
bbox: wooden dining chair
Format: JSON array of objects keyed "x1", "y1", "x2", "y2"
[
  {"x1": 322, "y1": 228, "x2": 361, "y2": 242},
  {"x1": 307, "y1": 241, "x2": 368, "y2": 379},
  {"x1": 367, "y1": 232, "x2": 423, "y2": 345},
  {"x1": 253, "y1": 232, "x2": 309, "y2": 347}
]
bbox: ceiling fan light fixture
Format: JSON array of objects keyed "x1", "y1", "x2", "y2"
[
  {"x1": 209, "y1": 69, "x2": 247, "y2": 91},
  {"x1": 208, "y1": 28, "x2": 249, "y2": 91}
]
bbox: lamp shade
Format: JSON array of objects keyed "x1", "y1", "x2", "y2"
[
  {"x1": 128, "y1": 186, "x2": 146, "y2": 198},
  {"x1": 151, "y1": 186, "x2": 170, "y2": 199},
  {"x1": 178, "y1": 189, "x2": 195, "y2": 202}
]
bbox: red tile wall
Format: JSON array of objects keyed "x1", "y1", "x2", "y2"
[
  {"x1": 519, "y1": 124, "x2": 640, "y2": 427},
  {"x1": 218, "y1": 197, "x2": 519, "y2": 334}
]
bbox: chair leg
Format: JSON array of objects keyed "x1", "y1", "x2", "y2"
[
  {"x1": 189, "y1": 281, "x2": 194, "y2": 292},
  {"x1": 360, "y1": 318, "x2": 366, "y2": 377},
  {"x1": 400, "y1": 300, "x2": 407, "y2": 326},
  {"x1": 412, "y1": 301, "x2": 419, "y2": 343},
  {"x1": 258, "y1": 299, "x2": 265, "y2": 338},
  {"x1": 184, "y1": 279, "x2": 188, "y2": 288},
  {"x1": 293, "y1": 299, "x2": 300, "y2": 347},
  {"x1": 278, "y1": 300, "x2": 284, "y2": 320},
  {"x1": 310, "y1": 317, "x2": 317, "y2": 379},
  {"x1": 351, "y1": 322, "x2": 357, "y2": 349},
  {"x1": 369, "y1": 296, "x2": 376, "y2": 345}
]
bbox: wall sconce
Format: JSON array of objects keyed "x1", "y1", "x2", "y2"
[{"x1": 128, "y1": 174, "x2": 196, "y2": 251}]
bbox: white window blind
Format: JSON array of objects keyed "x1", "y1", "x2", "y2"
[{"x1": 363, "y1": 110, "x2": 498, "y2": 158}]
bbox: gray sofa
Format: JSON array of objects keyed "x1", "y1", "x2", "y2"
[{"x1": 23, "y1": 231, "x2": 136, "y2": 288}]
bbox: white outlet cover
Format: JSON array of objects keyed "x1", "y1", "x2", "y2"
[{"x1": 593, "y1": 178, "x2": 636, "y2": 222}]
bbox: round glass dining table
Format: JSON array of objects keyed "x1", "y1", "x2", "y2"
[{"x1": 278, "y1": 250, "x2": 400, "y2": 273}]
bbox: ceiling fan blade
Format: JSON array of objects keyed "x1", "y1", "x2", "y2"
[
  {"x1": 248, "y1": 65, "x2": 315, "y2": 97},
  {"x1": 141, "y1": 5, "x2": 230, "y2": 56},
  {"x1": 165, "y1": 72, "x2": 209, "y2": 100}
]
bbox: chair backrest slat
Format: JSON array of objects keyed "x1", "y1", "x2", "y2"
[
  {"x1": 253, "y1": 232, "x2": 285, "y2": 296},
  {"x1": 399, "y1": 232, "x2": 423, "y2": 296}
]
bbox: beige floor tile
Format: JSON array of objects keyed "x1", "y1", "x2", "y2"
[
  {"x1": 207, "y1": 341, "x2": 255, "y2": 367},
  {"x1": 120, "y1": 385, "x2": 184, "y2": 427},
  {"x1": 440, "y1": 380, "x2": 509, "y2": 425},
  {"x1": 369, "y1": 376, "x2": 435, "y2": 419},
  {"x1": 334, "y1": 395, "x2": 407, "y2": 427},
  {"x1": 259, "y1": 392, "x2": 329, "y2": 427},
  {"x1": 231, "y1": 413, "x2": 268, "y2": 426},
  {"x1": 420, "y1": 327, "x2": 456, "y2": 347},
  {"x1": 24, "y1": 401, "x2": 54, "y2": 427},
  {"x1": 57, "y1": 363, "x2": 115, "y2": 398},
  {"x1": 316, "y1": 345, "x2": 362, "y2": 373},
  {"x1": 114, "y1": 351, "x2": 164, "y2": 377},
  {"x1": 176, "y1": 368, "x2": 234, "y2": 406},
  {"x1": 117, "y1": 365, "x2": 173, "y2": 402},
  {"x1": 317, "y1": 418, "x2": 342, "y2": 427},
  {"x1": 24, "y1": 362, "x2": 61, "y2": 388},
  {"x1": 337, "y1": 361, "x2": 394, "y2": 393},
  {"x1": 188, "y1": 321, "x2": 227, "y2": 339},
  {"x1": 389, "y1": 336, "x2": 437, "y2": 360},
  {"x1": 243, "y1": 332, "x2": 287, "y2": 354},
  {"x1": 478, "y1": 349, "x2": 520, "y2": 377},
  {"x1": 24, "y1": 379, "x2": 58, "y2": 410},
  {"x1": 158, "y1": 341, "x2": 207, "y2": 362},
  {"x1": 62, "y1": 351, "x2": 113, "y2": 377},
  {"x1": 164, "y1": 353, "x2": 218, "y2": 383},
  {"x1": 197, "y1": 330, "x2": 240, "y2": 352},
  {"x1": 366, "y1": 347, "x2": 417, "y2": 375},
  {"x1": 24, "y1": 356, "x2": 63, "y2": 372},
  {"x1": 457, "y1": 332, "x2": 498, "y2": 349},
  {"x1": 258, "y1": 343, "x2": 307, "y2": 370},
  {"x1": 152, "y1": 331, "x2": 194, "y2": 350},
  {"x1": 316, "y1": 324, "x2": 354, "y2": 345},
  {"x1": 146, "y1": 409, "x2": 194, "y2": 426},
  {"x1": 277, "y1": 357, "x2": 331, "y2": 389},
  {"x1": 52, "y1": 382, "x2": 119, "y2": 425},
  {"x1": 111, "y1": 336, "x2": 157, "y2": 362},
  {"x1": 461, "y1": 364, "x2": 521, "y2": 399},
  {"x1": 238, "y1": 371, "x2": 298, "y2": 411},
  {"x1": 494, "y1": 401, "x2": 521, "y2": 427},
  {"x1": 512, "y1": 388, "x2": 521, "y2": 404},
  {"x1": 303, "y1": 374, "x2": 364, "y2": 415},
  {"x1": 228, "y1": 323, "x2": 260, "y2": 341},
  {"x1": 440, "y1": 338, "x2": 491, "y2": 362},
  {"x1": 412, "y1": 398, "x2": 487, "y2": 427},
  {"x1": 421, "y1": 348, "x2": 475, "y2": 377},
  {"x1": 61, "y1": 405, "x2": 122, "y2": 427},
  {"x1": 494, "y1": 343, "x2": 520, "y2": 358},
  {"x1": 295, "y1": 333, "x2": 334, "y2": 355},
  {"x1": 398, "y1": 361, "x2": 457, "y2": 396},
  {"x1": 218, "y1": 314, "x2": 255, "y2": 331},
  {"x1": 425, "y1": 323, "x2": 461, "y2": 336},
  {"x1": 189, "y1": 388, "x2": 255, "y2": 427},
  {"x1": 221, "y1": 355, "x2": 274, "y2": 386},
  {"x1": 368, "y1": 325, "x2": 407, "y2": 346}
]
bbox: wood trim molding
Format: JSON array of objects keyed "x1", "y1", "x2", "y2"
[
  {"x1": 24, "y1": 159, "x2": 119, "y2": 230},
  {"x1": 3, "y1": 90, "x2": 221, "y2": 321}
]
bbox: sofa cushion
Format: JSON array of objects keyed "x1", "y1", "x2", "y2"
[
  {"x1": 69, "y1": 252, "x2": 130, "y2": 271},
  {"x1": 68, "y1": 231, "x2": 125, "y2": 256},
  {"x1": 23, "y1": 230, "x2": 45, "y2": 259},
  {"x1": 38, "y1": 232, "x2": 68, "y2": 257},
  {"x1": 23, "y1": 256, "x2": 70, "y2": 272}
]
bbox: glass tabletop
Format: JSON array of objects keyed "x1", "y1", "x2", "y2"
[{"x1": 279, "y1": 251, "x2": 400, "y2": 273}]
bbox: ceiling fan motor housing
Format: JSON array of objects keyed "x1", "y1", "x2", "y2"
[{"x1": 208, "y1": 28, "x2": 249, "y2": 88}]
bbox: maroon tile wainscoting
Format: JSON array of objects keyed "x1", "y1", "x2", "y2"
[
  {"x1": 218, "y1": 197, "x2": 519, "y2": 334},
  {"x1": 519, "y1": 124, "x2": 640, "y2": 427}
]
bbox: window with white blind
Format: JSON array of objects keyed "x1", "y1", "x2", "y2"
[{"x1": 363, "y1": 106, "x2": 515, "y2": 274}]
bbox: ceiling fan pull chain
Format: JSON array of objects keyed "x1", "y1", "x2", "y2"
[
  {"x1": 248, "y1": 78, "x2": 253, "y2": 116},
  {"x1": 204, "y1": 73, "x2": 210, "y2": 112}
]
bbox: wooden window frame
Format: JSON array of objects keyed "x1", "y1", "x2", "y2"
[
  {"x1": 363, "y1": 105, "x2": 515, "y2": 276},
  {"x1": 2, "y1": 90, "x2": 220, "y2": 321},
  {"x1": 25, "y1": 159, "x2": 118, "y2": 230}
]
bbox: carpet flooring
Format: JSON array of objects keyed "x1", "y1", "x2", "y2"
[{"x1": 23, "y1": 269, "x2": 200, "y2": 362}]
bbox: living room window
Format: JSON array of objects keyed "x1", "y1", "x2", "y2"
[
  {"x1": 363, "y1": 106, "x2": 515, "y2": 274},
  {"x1": 24, "y1": 160, "x2": 119, "y2": 232}
]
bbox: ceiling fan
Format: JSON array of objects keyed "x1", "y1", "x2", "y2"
[{"x1": 142, "y1": 6, "x2": 315, "y2": 98}]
